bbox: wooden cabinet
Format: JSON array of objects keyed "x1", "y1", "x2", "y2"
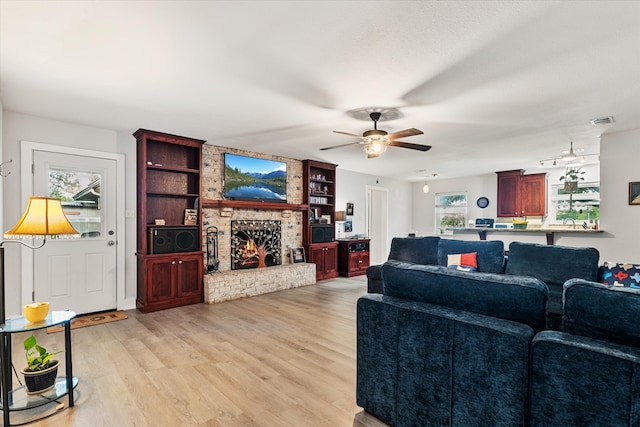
[
  {"x1": 497, "y1": 170, "x2": 547, "y2": 217},
  {"x1": 302, "y1": 160, "x2": 339, "y2": 280},
  {"x1": 134, "y1": 129, "x2": 205, "y2": 312},
  {"x1": 338, "y1": 239, "x2": 370, "y2": 277},
  {"x1": 307, "y1": 243, "x2": 339, "y2": 280},
  {"x1": 138, "y1": 253, "x2": 204, "y2": 311}
]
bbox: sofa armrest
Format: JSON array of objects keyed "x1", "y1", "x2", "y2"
[
  {"x1": 563, "y1": 278, "x2": 640, "y2": 345},
  {"x1": 366, "y1": 265, "x2": 383, "y2": 294},
  {"x1": 530, "y1": 330, "x2": 640, "y2": 426}
]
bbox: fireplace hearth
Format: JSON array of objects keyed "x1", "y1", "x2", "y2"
[{"x1": 231, "y1": 220, "x2": 282, "y2": 270}]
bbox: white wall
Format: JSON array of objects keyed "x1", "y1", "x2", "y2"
[
  {"x1": 0, "y1": 99, "x2": 3, "y2": 234},
  {"x1": 411, "y1": 129, "x2": 639, "y2": 262},
  {"x1": 336, "y1": 169, "x2": 413, "y2": 257},
  {"x1": 598, "y1": 128, "x2": 640, "y2": 263},
  {"x1": 1, "y1": 111, "x2": 137, "y2": 316}
]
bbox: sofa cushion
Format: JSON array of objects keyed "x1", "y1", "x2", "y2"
[
  {"x1": 505, "y1": 242, "x2": 599, "y2": 288},
  {"x1": 387, "y1": 236, "x2": 440, "y2": 264},
  {"x1": 381, "y1": 260, "x2": 548, "y2": 331},
  {"x1": 437, "y1": 239, "x2": 505, "y2": 274},
  {"x1": 563, "y1": 279, "x2": 640, "y2": 346},
  {"x1": 447, "y1": 252, "x2": 478, "y2": 271},
  {"x1": 600, "y1": 261, "x2": 640, "y2": 288}
]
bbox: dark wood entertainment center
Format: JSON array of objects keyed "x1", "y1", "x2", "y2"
[
  {"x1": 302, "y1": 159, "x2": 339, "y2": 280},
  {"x1": 134, "y1": 129, "x2": 205, "y2": 313}
]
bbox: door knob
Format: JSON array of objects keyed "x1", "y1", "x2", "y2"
[{"x1": 107, "y1": 240, "x2": 115, "y2": 246}]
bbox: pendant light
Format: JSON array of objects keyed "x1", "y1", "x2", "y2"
[{"x1": 422, "y1": 173, "x2": 436, "y2": 193}]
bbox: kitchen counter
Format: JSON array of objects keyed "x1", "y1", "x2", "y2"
[{"x1": 452, "y1": 227, "x2": 603, "y2": 245}]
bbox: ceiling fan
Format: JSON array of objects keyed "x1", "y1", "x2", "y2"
[{"x1": 321, "y1": 112, "x2": 432, "y2": 158}]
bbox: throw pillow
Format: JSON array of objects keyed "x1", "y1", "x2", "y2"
[
  {"x1": 447, "y1": 252, "x2": 478, "y2": 272},
  {"x1": 601, "y1": 262, "x2": 640, "y2": 288}
]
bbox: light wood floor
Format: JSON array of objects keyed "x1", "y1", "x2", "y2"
[{"x1": 7, "y1": 276, "x2": 388, "y2": 427}]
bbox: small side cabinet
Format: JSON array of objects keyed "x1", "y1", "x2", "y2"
[{"x1": 338, "y1": 238, "x2": 370, "y2": 277}]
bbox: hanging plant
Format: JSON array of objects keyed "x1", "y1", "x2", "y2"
[
  {"x1": 559, "y1": 167, "x2": 586, "y2": 211},
  {"x1": 559, "y1": 167, "x2": 585, "y2": 193}
]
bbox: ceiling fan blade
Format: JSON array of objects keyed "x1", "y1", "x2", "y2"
[
  {"x1": 388, "y1": 140, "x2": 432, "y2": 152},
  {"x1": 387, "y1": 128, "x2": 424, "y2": 139},
  {"x1": 320, "y1": 142, "x2": 361, "y2": 151},
  {"x1": 333, "y1": 130, "x2": 362, "y2": 137}
]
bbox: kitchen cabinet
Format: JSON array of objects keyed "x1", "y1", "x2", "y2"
[
  {"x1": 338, "y1": 238, "x2": 370, "y2": 277},
  {"x1": 497, "y1": 170, "x2": 547, "y2": 217},
  {"x1": 306, "y1": 243, "x2": 339, "y2": 280}
]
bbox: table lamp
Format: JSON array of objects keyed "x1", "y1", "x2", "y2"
[{"x1": 1, "y1": 197, "x2": 79, "y2": 325}]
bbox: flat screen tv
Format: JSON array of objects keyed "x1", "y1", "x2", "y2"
[{"x1": 223, "y1": 153, "x2": 287, "y2": 203}]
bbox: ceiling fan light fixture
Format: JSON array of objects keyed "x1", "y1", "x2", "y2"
[
  {"x1": 363, "y1": 140, "x2": 387, "y2": 156},
  {"x1": 326, "y1": 110, "x2": 429, "y2": 158}
]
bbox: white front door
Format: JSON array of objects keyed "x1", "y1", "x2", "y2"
[{"x1": 32, "y1": 150, "x2": 118, "y2": 314}]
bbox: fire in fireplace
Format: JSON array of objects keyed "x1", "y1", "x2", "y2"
[{"x1": 231, "y1": 220, "x2": 282, "y2": 270}]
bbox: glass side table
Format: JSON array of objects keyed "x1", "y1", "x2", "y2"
[{"x1": 0, "y1": 310, "x2": 77, "y2": 426}]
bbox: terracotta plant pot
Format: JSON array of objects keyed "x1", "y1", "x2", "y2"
[{"x1": 21, "y1": 360, "x2": 59, "y2": 395}]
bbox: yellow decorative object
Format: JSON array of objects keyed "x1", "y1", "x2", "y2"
[
  {"x1": 512, "y1": 218, "x2": 528, "y2": 229},
  {"x1": 24, "y1": 302, "x2": 50, "y2": 323}
]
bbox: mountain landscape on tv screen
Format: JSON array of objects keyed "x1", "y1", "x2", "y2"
[
  {"x1": 246, "y1": 170, "x2": 286, "y2": 180},
  {"x1": 224, "y1": 155, "x2": 287, "y2": 202}
]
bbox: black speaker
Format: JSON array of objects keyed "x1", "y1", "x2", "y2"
[
  {"x1": 310, "y1": 224, "x2": 334, "y2": 243},
  {"x1": 149, "y1": 227, "x2": 200, "y2": 254}
]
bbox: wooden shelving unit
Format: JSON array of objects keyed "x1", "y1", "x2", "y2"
[
  {"x1": 302, "y1": 160, "x2": 339, "y2": 280},
  {"x1": 134, "y1": 129, "x2": 205, "y2": 313}
]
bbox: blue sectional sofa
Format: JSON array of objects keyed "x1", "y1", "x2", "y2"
[
  {"x1": 366, "y1": 237, "x2": 600, "y2": 327},
  {"x1": 358, "y1": 262, "x2": 640, "y2": 426}
]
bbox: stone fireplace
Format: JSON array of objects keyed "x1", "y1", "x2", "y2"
[
  {"x1": 231, "y1": 220, "x2": 281, "y2": 270},
  {"x1": 201, "y1": 144, "x2": 316, "y2": 304}
]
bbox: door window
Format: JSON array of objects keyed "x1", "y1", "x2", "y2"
[{"x1": 48, "y1": 167, "x2": 103, "y2": 238}]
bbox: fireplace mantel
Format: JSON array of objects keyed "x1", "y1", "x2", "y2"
[{"x1": 202, "y1": 199, "x2": 308, "y2": 211}]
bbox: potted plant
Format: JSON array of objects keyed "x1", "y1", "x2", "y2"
[
  {"x1": 21, "y1": 334, "x2": 63, "y2": 394},
  {"x1": 559, "y1": 167, "x2": 585, "y2": 193}
]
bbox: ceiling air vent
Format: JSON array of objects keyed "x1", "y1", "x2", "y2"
[{"x1": 590, "y1": 116, "x2": 615, "y2": 126}]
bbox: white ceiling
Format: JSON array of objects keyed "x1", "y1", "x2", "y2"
[{"x1": 1, "y1": 1, "x2": 639, "y2": 182}]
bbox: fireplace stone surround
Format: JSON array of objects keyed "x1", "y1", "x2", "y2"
[{"x1": 201, "y1": 145, "x2": 317, "y2": 302}]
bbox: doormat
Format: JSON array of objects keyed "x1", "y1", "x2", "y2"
[{"x1": 47, "y1": 310, "x2": 128, "y2": 333}]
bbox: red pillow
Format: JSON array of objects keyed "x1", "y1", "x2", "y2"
[{"x1": 447, "y1": 252, "x2": 478, "y2": 272}]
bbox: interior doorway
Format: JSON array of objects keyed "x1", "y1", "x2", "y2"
[{"x1": 366, "y1": 186, "x2": 389, "y2": 265}]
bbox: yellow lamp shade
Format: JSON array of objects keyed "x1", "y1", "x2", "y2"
[
  {"x1": 23, "y1": 302, "x2": 50, "y2": 323},
  {"x1": 4, "y1": 197, "x2": 79, "y2": 237}
]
